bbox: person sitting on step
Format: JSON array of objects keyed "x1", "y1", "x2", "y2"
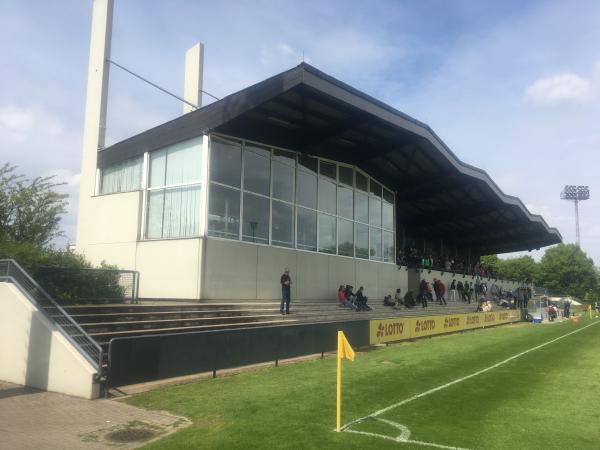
[
  {"x1": 337, "y1": 285, "x2": 357, "y2": 310},
  {"x1": 403, "y1": 290, "x2": 416, "y2": 308},
  {"x1": 383, "y1": 294, "x2": 397, "y2": 308},
  {"x1": 355, "y1": 286, "x2": 372, "y2": 311},
  {"x1": 394, "y1": 288, "x2": 403, "y2": 307}
]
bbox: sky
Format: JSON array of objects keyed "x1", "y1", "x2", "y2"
[{"x1": 1, "y1": 0, "x2": 599, "y2": 264}]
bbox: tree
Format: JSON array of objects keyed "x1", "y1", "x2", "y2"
[
  {"x1": 480, "y1": 254, "x2": 501, "y2": 275},
  {"x1": 0, "y1": 163, "x2": 68, "y2": 247},
  {"x1": 497, "y1": 255, "x2": 540, "y2": 283},
  {"x1": 538, "y1": 244, "x2": 597, "y2": 299}
]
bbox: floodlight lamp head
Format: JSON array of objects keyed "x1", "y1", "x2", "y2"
[{"x1": 561, "y1": 185, "x2": 590, "y2": 201}]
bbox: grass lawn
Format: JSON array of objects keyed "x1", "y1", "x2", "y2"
[{"x1": 124, "y1": 318, "x2": 600, "y2": 449}]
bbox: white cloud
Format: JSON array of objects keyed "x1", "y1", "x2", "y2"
[
  {"x1": 525, "y1": 73, "x2": 594, "y2": 104},
  {"x1": 0, "y1": 105, "x2": 64, "y2": 144}
]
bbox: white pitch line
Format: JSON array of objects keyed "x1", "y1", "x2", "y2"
[{"x1": 341, "y1": 320, "x2": 599, "y2": 432}]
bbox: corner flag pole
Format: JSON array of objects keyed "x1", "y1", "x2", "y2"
[
  {"x1": 336, "y1": 330, "x2": 355, "y2": 432},
  {"x1": 336, "y1": 332, "x2": 342, "y2": 432}
]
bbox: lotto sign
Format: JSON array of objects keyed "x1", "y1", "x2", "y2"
[
  {"x1": 442, "y1": 314, "x2": 465, "y2": 332},
  {"x1": 370, "y1": 318, "x2": 411, "y2": 344},
  {"x1": 463, "y1": 313, "x2": 483, "y2": 330},
  {"x1": 411, "y1": 315, "x2": 445, "y2": 338}
]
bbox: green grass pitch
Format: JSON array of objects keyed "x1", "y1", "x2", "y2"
[{"x1": 124, "y1": 318, "x2": 600, "y2": 449}]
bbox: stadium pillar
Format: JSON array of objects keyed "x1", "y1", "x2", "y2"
[
  {"x1": 76, "y1": 0, "x2": 113, "y2": 249},
  {"x1": 182, "y1": 43, "x2": 204, "y2": 113}
]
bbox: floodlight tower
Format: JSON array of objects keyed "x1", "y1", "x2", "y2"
[{"x1": 560, "y1": 185, "x2": 590, "y2": 246}]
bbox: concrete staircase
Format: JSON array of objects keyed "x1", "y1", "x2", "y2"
[{"x1": 63, "y1": 297, "x2": 480, "y2": 367}]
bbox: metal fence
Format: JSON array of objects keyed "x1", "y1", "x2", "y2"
[
  {"x1": 0, "y1": 259, "x2": 103, "y2": 370},
  {"x1": 34, "y1": 266, "x2": 139, "y2": 304}
]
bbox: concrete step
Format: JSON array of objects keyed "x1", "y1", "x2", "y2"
[
  {"x1": 90, "y1": 318, "x2": 298, "y2": 344},
  {"x1": 81, "y1": 314, "x2": 285, "y2": 334}
]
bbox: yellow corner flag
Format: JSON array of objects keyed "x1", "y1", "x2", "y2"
[{"x1": 337, "y1": 331, "x2": 355, "y2": 432}]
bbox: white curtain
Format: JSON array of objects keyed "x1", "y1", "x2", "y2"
[{"x1": 100, "y1": 156, "x2": 143, "y2": 194}]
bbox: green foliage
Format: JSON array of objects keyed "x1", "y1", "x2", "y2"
[
  {"x1": 0, "y1": 164, "x2": 127, "y2": 304},
  {"x1": 0, "y1": 163, "x2": 68, "y2": 247},
  {"x1": 497, "y1": 255, "x2": 540, "y2": 283},
  {"x1": 480, "y1": 254, "x2": 501, "y2": 275},
  {"x1": 0, "y1": 240, "x2": 127, "y2": 303},
  {"x1": 538, "y1": 243, "x2": 598, "y2": 299}
]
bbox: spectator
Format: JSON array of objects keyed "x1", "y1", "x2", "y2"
[
  {"x1": 548, "y1": 303, "x2": 558, "y2": 321},
  {"x1": 394, "y1": 288, "x2": 403, "y2": 307},
  {"x1": 383, "y1": 294, "x2": 397, "y2": 308},
  {"x1": 280, "y1": 268, "x2": 292, "y2": 315},
  {"x1": 450, "y1": 279, "x2": 457, "y2": 302},
  {"x1": 433, "y1": 278, "x2": 447, "y2": 305},
  {"x1": 465, "y1": 282, "x2": 473, "y2": 304},
  {"x1": 355, "y1": 286, "x2": 372, "y2": 311},
  {"x1": 338, "y1": 285, "x2": 357, "y2": 310},
  {"x1": 445, "y1": 257, "x2": 452, "y2": 271},
  {"x1": 563, "y1": 299, "x2": 571, "y2": 319},
  {"x1": 457, "y1": 280, "x2": 465, "y2": 301},
  {"x1": 404, "y1": 291, "x2": 416, "y2": 308},
  {"x1": 419, "y1": 280, "x2": 429, "y2": 308}
]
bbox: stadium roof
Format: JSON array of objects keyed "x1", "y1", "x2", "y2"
[{"x1": 98, "y1": 63, "x2": 562, "y2": 255}]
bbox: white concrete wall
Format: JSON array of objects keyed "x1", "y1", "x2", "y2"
[
  {"x1": 202, "y1": 238, "x2": 407, "y2": 300},
  {"x1": 136, "y1": 238, "x2": 202, "y2": 299},
  {"x1": 77, "y1": 191, "x2": 140, "y2": 269},
  {"x1": 0, "y1": 283, "x2": 99, "y2": 399}
]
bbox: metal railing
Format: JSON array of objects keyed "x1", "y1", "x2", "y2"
[
  {"x1": 0, "y1": 259, "x2": 103, "y2": 371},
  {"x1": 34, "y1": 266, "x2": 139, "y2": 304}
]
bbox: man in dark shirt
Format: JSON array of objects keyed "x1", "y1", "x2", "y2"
[{"x1": 280, "y1": 268, "x2": 292, "y2": 315}]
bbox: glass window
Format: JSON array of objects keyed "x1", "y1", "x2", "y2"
[
  {"x1": 244, "y1": 146, "x2": 270, "y2": 196},
  {"x1": 298, "y1": 155, "x2": 317, "y2": 173},
  {"x1": 272, "y1": 160, "x2": 294, "y2": 202},
  {"x1": 369, "y1": 196, "x2": 382, "y2": 227},
  {"x1": 149, "y1": 137, "x2": 202, "y2": 188},
  {"x1": 370, "y1": 227, "x2": 382, "y2": 261},
  {"x1": 355, "y1": 191, "x2": 368, "y2": 223},
  {"x1": 338, "y1": 219, "x2": 353, "y2": 257},
  {"x1": 100, "y1": 156, "x2": 143, "y2": 194},
  {"x1": 149, "y1": 149, "x2": 167, "y2": 188},
  {"x1": 297, "y1": 207, "x2": 316, "y2": 251},
  {"x1": 318, "y1": 178, "x2": 336, "y2": 214},
  {"x1": 164, "y1": 138, "x2": 202, "y2": 186},
  {"x1": 318, "y1": 213, "x2": 336, "y2": 254},
  {"x1": 296, "y1": 169, "x2": 317, "y2": 209},
  {"x1": 383, "y1": 231, "x2": 395, "y2": 263},
  {"x1": 146, "y1": 190, "x2": 164, "y2": 239},
  {"x1": 337, "y1": 186, "x2": 353, "y2": 219},
  {"x1": 319, "y1": 160, "x2": 336, "y2": 180},
  {"x1": 242, "y1": 193, "x2": 269, "y2": 244},
  {"x1": 272, "y1": 200, "x2": 294, "y2": 248},
  {"x1": 355, "y1": 223, "x2": 369, "y2": 259},
  {"x1": 370, "y1": 180, "x2": 382, "y2": 197},
  {"x1": 356, "y1": 171, "x2": 368, "y2": 192},
  {"x1": 382, "y1": 201, "x2": 394, "y2": 230},
  {"x1": 273, "y1": 149, "x2": 296, "y2": 165},
  {"x1": 146, "y1": 186, "x2": 200, "y2": 239},
  {"x1": 383, "y1": 188, "x2": 394, "y2": 204},
  {"x1": 208, "y1": 184, "x2": 240, "y2": 239},
  {"x1": 211, "y1": 137, "x2": 241, "y2": 187},
  {"x1": 339, "y1": 166, "x2": 353, "y2": 187}
]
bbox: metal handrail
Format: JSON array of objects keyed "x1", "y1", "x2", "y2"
[{"x1": 0, "y1": 259, "x2": 103, "y2": 371}]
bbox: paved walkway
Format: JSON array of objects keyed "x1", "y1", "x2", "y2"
[{"x1": 0, "y1": 381, "x2": 190, "y2": 450}]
